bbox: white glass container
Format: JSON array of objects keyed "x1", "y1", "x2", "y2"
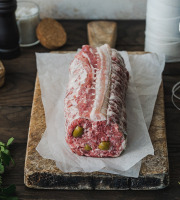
[{"x1": 16, "y1": 1, "x2": 40, "y2": 47}]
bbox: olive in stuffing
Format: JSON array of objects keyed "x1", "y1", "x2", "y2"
[
  {"x1": 98, "y1": 141, "x2": 110, "y2": 150},
  {"x1": 84, "y1": 144, "x2": 92, "y2": 151},
  {"x1": 73, "y1": 126, "x2": 84, "y2": 138}
]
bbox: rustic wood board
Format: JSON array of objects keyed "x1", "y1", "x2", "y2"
[
  {"x1": 24, "y1": 51, "x2": 169, "y2": 190},
  {"x1": 0, "y1": 60, "x2": 5, "y2": 87},
  {"x1": 87, "y1": 21, "x2": 117, "y2": 48}
]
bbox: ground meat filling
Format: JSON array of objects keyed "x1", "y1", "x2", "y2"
[
  {"x1": 66, "y1": 118, "x2": 125, "y2": 157},
  {"x1": 64, "y1": 44, "x2": 129, "y2": 158}
]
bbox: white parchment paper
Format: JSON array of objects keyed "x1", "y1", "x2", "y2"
[{"x1": 36, "y1": 51, "x2": 165, "y2": 178}]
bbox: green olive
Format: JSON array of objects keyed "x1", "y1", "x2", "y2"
[
  {"x1": 84, "y1": 144, "x2": 92, "y2": 151},
  {"x1": 98, "y1": 141, "x2": 110, "y2": 150},
  {"x1": 73, "y1": 126, "x2": 84, "y2": 138}
]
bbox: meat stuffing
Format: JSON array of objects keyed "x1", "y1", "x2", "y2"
[{"x1": 64, "y1": 44, "x2": 129, "y2": 157}]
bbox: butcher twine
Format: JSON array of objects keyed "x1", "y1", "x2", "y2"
[
  {"x1": 145, "y1": 0, "x2": 180, "y2": 62},
  {"x1": 172, "y1": 81, "x2": 180, "y2": 110}
]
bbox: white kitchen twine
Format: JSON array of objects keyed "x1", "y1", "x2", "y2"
[
  {"x1": 172, "y1": 81, "x2": 180, "y2": 110},
  {"x1": 145, "y1": 0, "x2": 180, "y2": 63}
]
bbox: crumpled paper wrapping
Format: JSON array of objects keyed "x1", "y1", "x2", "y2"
[{"x1": 36, "y1": 51, "x2": 165, "y2": 178}]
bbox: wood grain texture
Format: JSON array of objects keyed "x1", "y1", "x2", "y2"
[
  {"x1": 24, "y1": 51, "x2": 168, "y2": 190},
  {"x1": 0, "y1": 73, "x2": 36, "y2": 106},
  {"x1": 87, "y1": 21, "x2": 117, "y2": 48},
  {"x1": 0, "y1": 60, "x2": 5, "y2": 87}
]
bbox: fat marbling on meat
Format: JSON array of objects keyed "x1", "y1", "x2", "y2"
[{"x1": 64, "y1": 44, "x2": 129, "y2": 157}]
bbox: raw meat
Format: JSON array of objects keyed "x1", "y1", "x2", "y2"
[{"x1": 64, "y1": 44, "x2": 129, "y2": 157}]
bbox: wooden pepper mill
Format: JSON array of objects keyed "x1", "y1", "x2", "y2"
[{"x1": 0, "y1": 0, "x2": 20, "y2": 59}]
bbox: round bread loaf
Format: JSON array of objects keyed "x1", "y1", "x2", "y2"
[{"x1": 36, "y1": 18, "x2": 67, "y2": 50}]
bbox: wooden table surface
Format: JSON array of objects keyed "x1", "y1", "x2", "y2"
[{"x1": 0, "y1": 20, "x2": 180, "y2": 200}]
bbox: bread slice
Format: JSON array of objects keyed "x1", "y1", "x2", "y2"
[{"x1": 36, "y1": 18, "x2": 67, "y2": 50}]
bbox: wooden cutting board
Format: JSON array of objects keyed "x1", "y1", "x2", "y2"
[
  {"x1": 87, "y1": 21, "x2": 117, "y2": 48},
  {"x1": 24, "y1": 21, "x2": 169, "y2": 190}
]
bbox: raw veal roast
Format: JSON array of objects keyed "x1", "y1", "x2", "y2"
[{"x1": 64, "y1": 44, "x2": 129, "y2": 157}]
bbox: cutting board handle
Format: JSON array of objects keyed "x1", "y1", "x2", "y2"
[{"x1": 87, "y1": 21, "x2": 117, "y2": 48}]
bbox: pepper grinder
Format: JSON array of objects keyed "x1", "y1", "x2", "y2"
[{"x1": 0, "y1": 0, "x2": 20, "y2": 59}]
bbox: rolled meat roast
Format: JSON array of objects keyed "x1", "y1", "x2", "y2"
[{"x1": 64, "y1": 44, "x2": 129, "y2": 157}]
